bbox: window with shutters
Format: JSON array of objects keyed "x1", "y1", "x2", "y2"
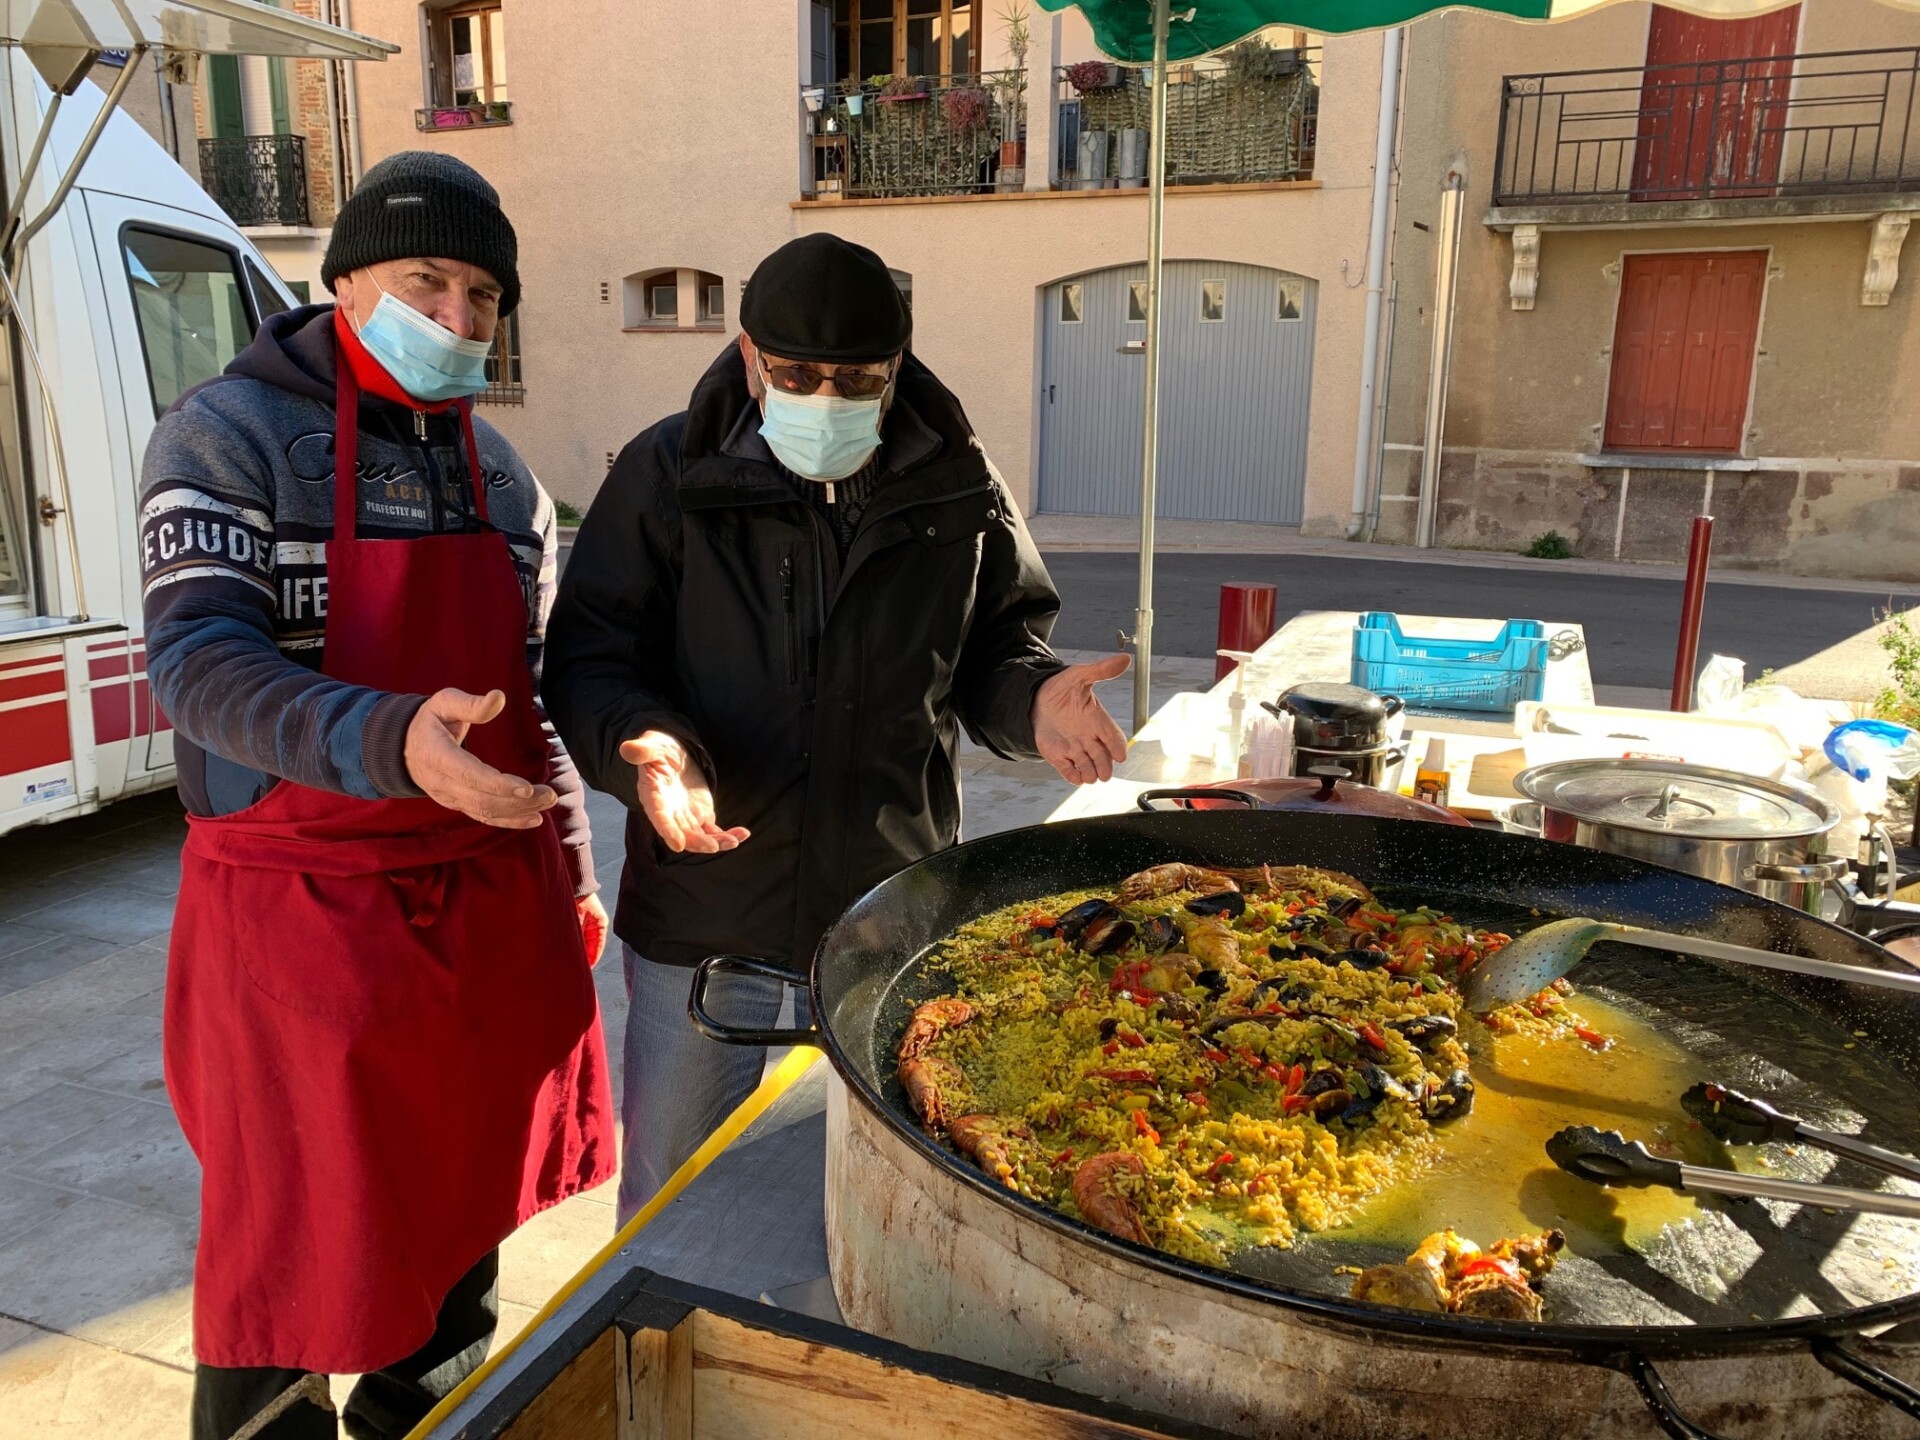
[
  {"x1": 1603, "y1": 251, "x2": 1766, "y2": 453},
  {"x1": 622, "y1": 268, "x2": 726, "y2": 333}
]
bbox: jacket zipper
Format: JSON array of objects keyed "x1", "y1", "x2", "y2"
[{"x1": 781, "y1": 554, "x2": 799, "y2": 686}]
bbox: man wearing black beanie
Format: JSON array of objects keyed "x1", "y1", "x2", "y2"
[
  {"x1": 545, "y1": 233, "x2": 1128, "y2": 1220},
  {"x1": 141, "y1": 150, "x2": 614, "y2": 1440}
]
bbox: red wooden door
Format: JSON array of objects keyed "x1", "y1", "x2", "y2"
[
  {"x1": 1631, "y1": 5, "x2": 1800, "y2": 200},
  {"x1": 1605, "y1": 251, "x2": 1767, "y2": 452}
]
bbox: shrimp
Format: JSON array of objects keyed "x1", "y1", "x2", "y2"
[
  {"x1": 949, "y1": 1113, "x2": 1020, "y2": 1187},
  {"x1": 899, "y1": 1056, "x2": 963, "y2": 1133},
  {"x1": 1071, "y1": 1151, "x2": 1152, "y2": 1245},
  {"x1": 897, "y1": 997, "x2": 974, "y2": 1064},
  {"x1": 1116, "y1": 864, "x2": 1238, "y2": 904}
]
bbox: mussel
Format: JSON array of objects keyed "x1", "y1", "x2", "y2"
[
  {"x1": 1392, "y1": 1014, "x2": 1459, "y2": 1050},
  {"x1": 1157, "y1": 994, "x2": 1200, "y2": 1024},
  {"x1": 1422, "y1": 1068, "x2": 1476, "y2": 1124},
  {"x1": 1194, "y1": 968, "x2": 1229, "y2": 998},
  {"x1": 1185, "y1": 890, "x2": 1248, "y2": 921},
  {"x1": 1056, "y1": 898, "x2": 1117, "y2": 943},
  {"x1": 1138, "y1": 915, "x2": 1182, "y2": 955},
  {"x1": 1329, "y1": 895, "x2": 1366, "y2": 920},
  {"x1": 1082, "y1": 909, "x2": 1136, "y2": 955},
  {"x1": 1330, "y1": 948, "x2": 1389, "y2": 972},
  {"x1": 1341, "y1": 1061, "x2": 1412, "y2": 1121},
  {"x1": 1251, "y1": 977, "x2": 1312, "y2": 1008},
  {"x1": 1292, "y1": 941, "x2": 1335, "y2": 963},
  {"x1": 1302, "y1": 1066, "x2": 1347, "y2": 1098}
]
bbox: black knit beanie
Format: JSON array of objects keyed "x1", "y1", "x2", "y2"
[{"x1": 322, "y1": 151, "x2": 520, "y2": 314}]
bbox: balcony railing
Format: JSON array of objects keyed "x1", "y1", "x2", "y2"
[
  {"x1": 417, "y1": 100, "x2": 514, "y2": 132},
  {"x1": 805, "y1": 71, "x2": 1025, "y2": 200},
  {"x1": 1055, "y1": 48, "x2": 1318, "y2": 188},
  {"x1": 198, "y1": 134, "x2": 311, "y2": 228},
  {"x1": 1493, "y1": 47, "x2": 1920, "y2": 206}
]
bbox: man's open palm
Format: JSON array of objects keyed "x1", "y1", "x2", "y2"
[
  {"x1": 1033, "y1": 654, "x2": 1130, "y2": 785},
  {"x1": 620, "y1": 730, "x2": 750, "y2": 854}
]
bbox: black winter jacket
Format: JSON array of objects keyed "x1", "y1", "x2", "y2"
[{"x1": 543, "y1": 345, "x2": 1065, "y2": 967}]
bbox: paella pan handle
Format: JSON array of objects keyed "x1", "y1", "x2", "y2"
[
  {"x1": 1811, "y1": 1339, "x2": 1920, "y2": 1420},
  {"x1": 1618, "y1": 1352, "x2": 1728, "y2": 1440},
  {"x1": 687, "y1": 954, "x2": 820, "y2": 1048},
  {"x1": 1136, "y1": 787, "x2": 1262, "y2": 812}
]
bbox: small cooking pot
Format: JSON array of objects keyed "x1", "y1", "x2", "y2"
[
  {"x1": 1139, "y1": 765, "x2": 1469, "y2": 826},
  {"x1": 1515, "y1": 758, "x2": 1846, "y2": 913},
  {"x1": 1264, "y1": 683, "x2": 1407, "y2": 789}
]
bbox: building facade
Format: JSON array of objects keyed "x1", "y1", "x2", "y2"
[
  {"x1": 343, "y1": 0, "x2": 1390, "y2": 534},
  {"x1": 1379, "y1": 0, "x2": 1920, "y2": 581}
]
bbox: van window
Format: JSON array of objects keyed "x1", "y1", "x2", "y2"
[
  {"x1": 122, "y1": 229, "x2": 256, "y2": 417},
  {"x1": 245, "y1": 258, "x2": 292, "y2": 322}
]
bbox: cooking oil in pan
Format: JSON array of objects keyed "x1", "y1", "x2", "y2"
[{"x1": 1336, "y1": 990, "x2": 1725, "y2": 1255}]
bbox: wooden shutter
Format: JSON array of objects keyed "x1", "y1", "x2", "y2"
[
  {"x1": 1604, "y1": 251, "x2": 1767, "y2": 453},
  {"x1": 207, "y1": 55, "x2": 245, "y2": 139},
  {"x1": 1631, "y1": 5, "x2": 1800, "y2": 199}
]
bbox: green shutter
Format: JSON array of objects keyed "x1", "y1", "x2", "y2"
[
  {"x1": 268, "y1": 58, "x2": 291, "y2": 135},
  {"x1": 208, "y1": 55, "x2": 244, "y2": 138}
]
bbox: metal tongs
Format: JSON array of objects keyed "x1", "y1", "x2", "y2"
[
  {"x1": 1680, "y1": 1082, "x2": 1920, "y2": 1184},
  {"x1": 1547, "y1": 1125, "x2": 1920, "y2": 1220}
]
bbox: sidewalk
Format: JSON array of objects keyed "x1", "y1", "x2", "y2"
[{"x1": 1022, "y1": 514, "x2": 1920, "y2": 598}]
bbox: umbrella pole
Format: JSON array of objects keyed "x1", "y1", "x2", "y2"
[{"x1": 1131, "y1": 0, "x2": 1171, "y2": 735}]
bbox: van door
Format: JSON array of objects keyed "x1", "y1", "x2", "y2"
[{"x1": 84, "y1": 192, "x2": 268, "y2": 776}]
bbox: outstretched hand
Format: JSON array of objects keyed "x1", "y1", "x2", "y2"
[
  {"x1": 619, "y1": 730, "x2": 750, "y2": 854},
  {"x1": 405, "y1": 688, "x2": 557, "y2": 828},
  {"x1": 1033, "y1": 654, "x2": 1131, "y2": 785}
]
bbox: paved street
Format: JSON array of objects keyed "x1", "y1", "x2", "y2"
[{"x1": 1043, "y1": 550, "x2": 1919, "y2": 692}]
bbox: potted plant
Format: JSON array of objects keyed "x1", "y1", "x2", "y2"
[
  {"x1": 993, "y1": 1, "x2": 1031, "y2": 190},
  {"x1": 879, "y1": 74, "x2": 929, "y2": 102},
  {"x1": 943, "y1": 85, "x2": 991, "y2": 133},
  {"x1": 844, "y1": 77, "x2": 870, "y2": 117},
  {"x1": 484, "y1": 99, "x2": 510, "y2": 123},
  {"x1": 1067, "y1": 59, "x2": 1126, "y2": 94}
]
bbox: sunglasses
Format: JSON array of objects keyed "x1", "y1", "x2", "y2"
[{"x1": 759, "y1": 357, "x2": 894, "y2": 400}]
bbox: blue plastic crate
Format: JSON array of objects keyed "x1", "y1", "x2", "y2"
[{"x1": 1349, "y1": 612, "x2": 1549, "y2": 712}]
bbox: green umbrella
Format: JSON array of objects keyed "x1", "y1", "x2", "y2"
[{"x1": 1038, "y1": 0, "x2": 1920, "y2": 731}]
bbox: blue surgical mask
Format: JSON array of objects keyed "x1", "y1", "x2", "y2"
[
  {"x1": 759, "y1": 389, "x2": 883, "y2": 482},
  {"x1": 350, "y1": 283, "x2": 493, "y2": 403}
]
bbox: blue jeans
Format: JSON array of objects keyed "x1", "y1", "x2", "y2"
[{"x1": 617, "y1": 943, "x2": 810, "y2": 1225}]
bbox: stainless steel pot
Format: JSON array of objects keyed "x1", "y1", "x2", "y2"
[
  {"x1": 1514, "y1": 758, "x2": 1846, "y2": 913},
  {"x1": 1291, "y1": 741, "x2": 1406, "y2": 789}
]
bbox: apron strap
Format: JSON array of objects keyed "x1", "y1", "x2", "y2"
[{"x1": 332, "y1": 341, "x2": 495, "y2": 538}]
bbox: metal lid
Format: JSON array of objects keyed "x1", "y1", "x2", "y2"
[
  {"x1": 1272, "y1": 683, "x2": 1400, "y2": 746},
  {"x1": 1514, "y1": 759, "x2": 1837, "y2": 841}
]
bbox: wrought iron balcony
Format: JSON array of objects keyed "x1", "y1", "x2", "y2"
[
  {"x1": 1054, "y1": 47, "x2": 1318, "y2": 188},
  {"x1": 198, "y1": 134, "x2": 311, "y2": 228},
  {"x1": 804, "y1": 71, "x2": 1025, "y2": 200},
  {"x1": 1493, "y1": 47, "x2": 1920, "y2": 207}
]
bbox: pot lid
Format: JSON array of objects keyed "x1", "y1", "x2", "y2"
[
  {"x1": 1273, "y1": 683, "x2": 1398, "y2": 744},
  {"x1": 1159, "y1": 770, "x2": 1470, "y2": 827},
  {"x1": 1514, "y1": 759, "x2": 1837, "y2": 840}
]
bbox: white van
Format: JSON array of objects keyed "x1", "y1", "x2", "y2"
[{"x1": 0, "y1": 1, "x2": 390, "y2": 837}]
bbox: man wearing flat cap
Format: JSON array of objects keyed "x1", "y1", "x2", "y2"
[{"x1": 545, "y1": 233, "x2": 1127, "y2": 1216}]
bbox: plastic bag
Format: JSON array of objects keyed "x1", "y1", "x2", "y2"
[
  {"x1": 1822, "y1": 719, "x2": 1920, "y2": 782},
  {"x1": 1695, "y1": 654, "x2": 1745, "y2": 712}
]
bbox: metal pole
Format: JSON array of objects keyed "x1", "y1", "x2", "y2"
[
  {"x1": 1670, "y1": 515, "x2": 1715, "y2": 712},
  {"x1": 1415, "y1": 172, "x2": 1465, "y2": 549},
  {"x1": 8, "y1": 46, "x2": 149, "y2": 279},
  {"x1": 1349, "y1": 26, "x2": 1404, "y2": 536},
  {"x1": 1131, "y1": 0, "x2": 1170, "y2": 735}
]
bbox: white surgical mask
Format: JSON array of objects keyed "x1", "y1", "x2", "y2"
[
  {"x1": 352, "y1": 280, "x2": 493, "y2": 402},
  {"x1": 758, "y1": 389, "x2": 884, "y2": 486}
]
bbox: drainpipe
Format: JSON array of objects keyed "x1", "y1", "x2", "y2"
[
  {"x1": 1415, "y1": 168, "x2": 1466, "y2": 550},
  {"x1": 1347, "y1": 26, "x2": 1404, "y2": 538},
  {"x1": 335, "y1": 0, "x2": 365, "y2": 191}
]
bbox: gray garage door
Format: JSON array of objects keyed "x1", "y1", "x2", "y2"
[{"x1": 1037, "y1": 259, "x2": 1316, "y2": 524}]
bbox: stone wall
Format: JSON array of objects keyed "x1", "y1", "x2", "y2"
[{"x1": 1375, "y1": 445, "x2": 1920, "y2": 581}]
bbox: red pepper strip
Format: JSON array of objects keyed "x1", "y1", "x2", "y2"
[
  {"x1": 1132, "y1": 1110, "x2": 1160, "y2": 1143},
  {"x1": 1090, "y1": 1068, "x2": 1156, "y2": 1083},
  {"x1": 1101, "y1": 1040, "x2": 1120, "y2": 1057},
  {"x1": 1109, "y1": 960, "x2": 1152, "y2": 995},
  {"x1": 1120, "y1": 1030, "x2": 1147, "y2": 1050},
  {"x1": 1261, "y1": 1001, "x2": 1284, "y2": 1015},
  {"x1": 1259, "y1": 1064, "x2": 1284, "y2": 1083},
  {"x1": 1051, "y1": 1148, "x2": 1076, "y2": 1167},
  {"x1": 1282, "y1": 1094, "x2": 1315, "y2": 1114},
  {"x1": 1359, "y1": 1022, "x2": 1388, "y2": 1051},
  {"x1": 1456, "y1": 1256, "x2": 1521, "y2": 1282},
  {"x1": 1208, "y1": 1152, "x2": 1237, "y2": 1178},
  {"x1": 1203, "y1": 1048, "x2": 1228, "y2": 1064},
  {"x1": 1573, "y1": 1025, "x2": 1611, "y2": 1050},
  {"x1": 1285, "y1": 1063, "x2": 1306, "y2": 1096},
  {"x1": 1236, "y1": 1047, "x2": 1263, "y2": 1069},
  {"x1": 1184, "y1": 1090, "x2": 1210, "y2": 1108}
]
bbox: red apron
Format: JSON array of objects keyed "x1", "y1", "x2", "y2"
[{"x1": 165, "y1": 357, "x2": 614, "y2": 1372}]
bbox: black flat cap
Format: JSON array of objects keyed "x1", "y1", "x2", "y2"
[{"x1": 740, "y1": 234, "x2": 910, "y2": 364}]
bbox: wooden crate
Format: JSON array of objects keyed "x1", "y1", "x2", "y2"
[{"x1": 438, "y1": 1269, "x2": 1237, "y2": 1440}]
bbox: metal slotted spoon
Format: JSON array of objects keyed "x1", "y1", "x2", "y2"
[{"x1": 1460, "y1": 915, "x2": 1920, "y2": 1012}]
